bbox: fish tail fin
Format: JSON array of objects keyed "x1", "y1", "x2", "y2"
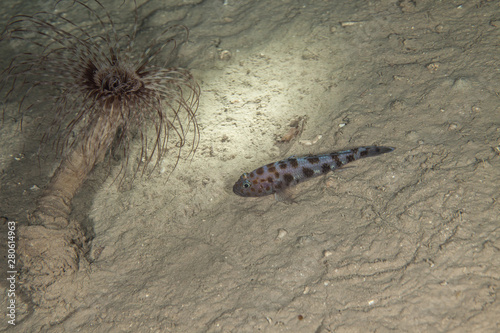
[{"x1": 360, "y1": 146, "x2": 395, "y2": 158}]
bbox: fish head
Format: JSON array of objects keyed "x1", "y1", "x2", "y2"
[{"x1": 233, "y1": 173, "x2": 274, "y2": 197}]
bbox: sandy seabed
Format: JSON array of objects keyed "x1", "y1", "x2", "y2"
[{"x1": 0, "y1": 0, "x2": 499, "y2": 332}]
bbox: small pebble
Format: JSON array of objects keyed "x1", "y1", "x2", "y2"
[
  {"x1": 299, "y1": 134, "x2": 322, "y2": 146},
  {"x1": 426, "y1": 62, "x2": 439, "y2": 72},
  {"x1": 275, "y1": 228, "x2": 288, "y2": 240},
  {"x1": 219, "y1": 50, "x2": 231, "y2": 61}
]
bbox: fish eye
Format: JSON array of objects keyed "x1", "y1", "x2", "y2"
[{"x1": 243, "y1": 182, "x2": 250, "y2": 188}]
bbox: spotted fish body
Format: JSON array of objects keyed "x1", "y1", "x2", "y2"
[{"x1": 233, "y1": 146, "x2": 394, "y2": 197}]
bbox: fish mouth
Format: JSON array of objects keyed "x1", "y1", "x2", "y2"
[{"x1": 233, "y1": 183, "x2": 244, "y2": 196}]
